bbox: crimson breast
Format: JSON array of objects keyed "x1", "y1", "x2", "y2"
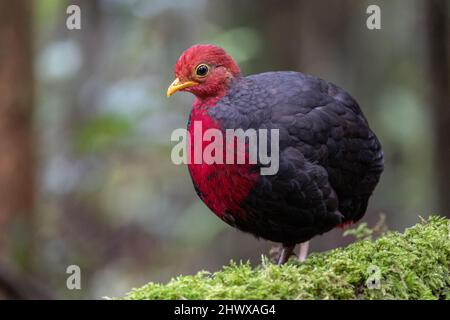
[{"x1": 187, "y1": 107, "x2": 258, "y2": 221}]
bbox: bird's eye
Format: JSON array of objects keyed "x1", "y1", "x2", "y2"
[{"x1": 195, "y1": 64, "x2": 209, "y2": 77}]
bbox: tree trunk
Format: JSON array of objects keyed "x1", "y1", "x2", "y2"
[
  {"x1": 0, "y1": 1, "x2": 34, "y2": 263},
  {"x1": 426, "y1": 0, "x2": 450, "y2": 217}
]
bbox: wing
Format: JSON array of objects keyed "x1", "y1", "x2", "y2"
[
  {"x1": 237, "y1": 146, "x2": 343, "y2": 244},
  {"x1": 209, "y1": 72, "x2": 383, "y2": 243},
  {"x1": 266, "y1": 73, "x2": 384, "y2": 222}
]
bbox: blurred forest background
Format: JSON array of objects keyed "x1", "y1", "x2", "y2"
[{"x1": 0, "y1": 0, "x2": 448, "y2": 299}]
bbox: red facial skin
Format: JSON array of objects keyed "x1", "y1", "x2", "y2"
[
  {"x1": 173, "y1": 44, "x2": 241, "y2": 105},
  {"x1": 173, "y1": 45, "x2": 257, "y2": 220}
]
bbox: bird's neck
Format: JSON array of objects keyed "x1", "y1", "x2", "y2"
[
  {"x1": 193, "y1": 95, "x2": 224, "y2": 109},
  {"x1": 192, "y1": 77, "x2": 238, "y2": 109}
]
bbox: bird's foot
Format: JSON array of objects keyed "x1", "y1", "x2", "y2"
[
  {"x1": 269, "y1": 246, "x2": 282, "y2": 263},
  {"x1": 298, "y1": 241, "x2": 309, "y2": 262},
  {"x1": 277, "y1": 244, "x2": 295, "y2": 265}
]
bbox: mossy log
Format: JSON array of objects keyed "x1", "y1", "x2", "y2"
[{"x1": 123, "y1": 216, "x2": 450, "y2": 300}]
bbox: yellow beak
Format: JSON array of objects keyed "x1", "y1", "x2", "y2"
[{"x1": 166, "y1": 78, "x2": 199, "y2": 97}]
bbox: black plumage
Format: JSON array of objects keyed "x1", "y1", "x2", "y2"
[{"x1": 208, "y1": 71, "x2": 384, "y2": 246}]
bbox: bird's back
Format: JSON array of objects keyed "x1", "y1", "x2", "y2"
[{"x1": 206, "y1": 71, "x2": 383, "y2": 244}]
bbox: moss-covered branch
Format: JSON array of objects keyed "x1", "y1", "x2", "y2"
[{"x1": 123, "y1": 216, "x2": 450, "y2": 300}]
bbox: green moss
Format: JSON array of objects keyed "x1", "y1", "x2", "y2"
[{"x1": 123, "y1": 216, "x2": 450, "y2": 300}]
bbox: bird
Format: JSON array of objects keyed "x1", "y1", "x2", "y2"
[{"x1": 167, "y1": 44, "x2": 384, "y2": 264}]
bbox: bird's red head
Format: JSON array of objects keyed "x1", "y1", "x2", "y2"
[{"x1": 167, "y1": 44, "x2": 240, "y2": 99}]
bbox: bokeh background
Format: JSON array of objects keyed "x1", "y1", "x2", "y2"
[{"x1": 0, "y1": 0, "x2": 448, "y2": 299}]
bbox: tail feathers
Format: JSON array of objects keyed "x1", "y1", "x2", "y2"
[{"x1": 338, "y1": 196, "x2": 369, "y2": 224}]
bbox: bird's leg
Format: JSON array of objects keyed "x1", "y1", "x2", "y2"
[
  {"x1": 298, "y1": 241, "x2": 310, "y2": 262},
  {"x1": 277, "y1": 244, "x2": 295, "y2": 265}
]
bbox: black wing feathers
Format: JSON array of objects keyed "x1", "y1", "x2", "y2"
[{"x1": 208, "y1": 72, "x2": 383, "y2": 244}]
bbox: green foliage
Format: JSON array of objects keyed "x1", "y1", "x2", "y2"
[
  {"x1": 75, "y1": 115, "x2": 132, "y2": 153},
  {"x1": 209, "y1": 27, "x2": 262, "y2": 64},
  {"x1": 122, "y1": 216, "x2": 450, "y2": 300},
  {"x1": 343, "y1": 222, "x2": 374, "y2": 240},
  {"x1": 343, "y1": 213, "x2": 388, "y2": 241}
]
